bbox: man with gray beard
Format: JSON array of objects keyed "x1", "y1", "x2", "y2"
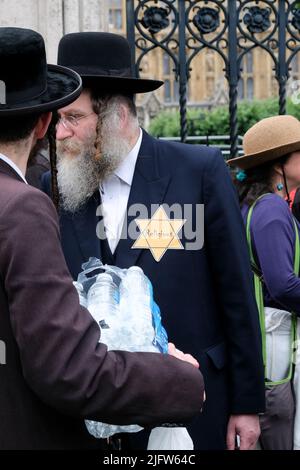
[
  {"x1": 1, "y1": 27, "x2": 205, "y2": 451},
  {"x1": 42, "y1": 32, "x2": 265, "y2": 450},
  {"x1": 56, "y1": 91, "x2": 133, "y2": 215}
]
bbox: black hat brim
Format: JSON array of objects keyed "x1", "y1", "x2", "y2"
[
  {"x1": 0, "y1": 64, "x2": 82, "y2": 116},
  {"x1": 80, "y1": 74, "x2": 163, "y2": 93}
]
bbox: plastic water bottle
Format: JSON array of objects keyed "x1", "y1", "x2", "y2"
[
  {"x1": 119, "y1": 266, "x2": 157, "y2": 352},
  {"x1": 85, "y1": 272, "x2": 143, "y2": 439},
  {"x1": 87, "y1": 273, "x2": 120, "y2": 346},
  {"x1": 73, "y1": 281, "x2": 87, "y2": 308}
]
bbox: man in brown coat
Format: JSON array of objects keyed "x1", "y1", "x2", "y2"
[{"x1": 0, "y1": 27, "x2": 204, "y2": 450}]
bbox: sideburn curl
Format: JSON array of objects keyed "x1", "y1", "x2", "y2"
[
  {"x1": 48, "y1": 116, "x2": 60, "y2": 210},
  {"x1": 92, "y1": 95, "x2": 112, "y2": 162}
]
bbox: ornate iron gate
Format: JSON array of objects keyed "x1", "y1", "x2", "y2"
[{"x1": 126, "y1": 0, "x2": 300, "y2": 157}]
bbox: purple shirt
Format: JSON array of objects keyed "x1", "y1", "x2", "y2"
[{"x1": 241, "y1": 193, "x2": 300, "y2": 315}]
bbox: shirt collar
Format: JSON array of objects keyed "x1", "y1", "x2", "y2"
[
  {"x1": 0, "y1": 153, "x2": 28, "y2": 184},
  {"x1": 114, "y1": 128, "x2": 142, "y2": 187}
]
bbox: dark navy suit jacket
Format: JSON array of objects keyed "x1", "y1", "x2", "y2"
[{"x1": 42, "y1": 130, "x2": 265, "y2": 449}]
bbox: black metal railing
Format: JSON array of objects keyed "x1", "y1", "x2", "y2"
[
  {"x1": 126, "y1": 0, "x2": 300, "y2": 157},
  {"x1": 157, "y1": 134, "x2": 244, "y2": 157}
]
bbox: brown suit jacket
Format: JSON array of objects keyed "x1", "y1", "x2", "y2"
[{"x1": 0, "y1": 159, "x2": 204, "y2": 449}]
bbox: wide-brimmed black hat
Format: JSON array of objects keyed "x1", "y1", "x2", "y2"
[
  {"x1": 57, "y1": 32, "x2": 163, "y2": 94},
  {"x1": 0, "y1": 27, "x2": 82, "y2": 116}
]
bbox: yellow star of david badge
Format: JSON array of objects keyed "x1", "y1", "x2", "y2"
[{"x1": 132, "y1": 206, "x2": 186, "y2": 262}]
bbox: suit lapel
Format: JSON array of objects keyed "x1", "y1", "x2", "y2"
[
  {"x1": 70, "y1": 191, "x2": 102, "y2": 264},
  {"x1": 114, "y1": 131, "x2": 170, "y2": 267}
]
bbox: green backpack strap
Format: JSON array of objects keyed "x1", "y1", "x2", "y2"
[{"x1": 246, "y1": 194, "x2": 298, "y2": 386}]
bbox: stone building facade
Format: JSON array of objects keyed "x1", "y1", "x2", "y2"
[
  {"x1": 0, "y1": 0, "x2": 109, "y2": 63},
  {"x1": 108, "y1": 0, "x2": 300, "y2": 108},
  {"x1": 1, "y1": 0, "x2": 300, "y2": 123}
]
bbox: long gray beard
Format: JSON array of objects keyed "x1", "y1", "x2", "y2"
[{"x1": 56, "y1": 133, "x2": 131, "y2": 213}]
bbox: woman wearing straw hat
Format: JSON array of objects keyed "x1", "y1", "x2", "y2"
[{"x1": 228, "y1": 114, "x2": 300, "y2": 450}]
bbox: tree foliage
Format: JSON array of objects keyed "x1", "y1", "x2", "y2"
[{"x1": 148, "y1": 98, "x2": 300, "y2": 139}]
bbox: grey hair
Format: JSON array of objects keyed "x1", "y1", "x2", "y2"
[{"x1": 90, "y1": 92, "x2": 138, "y2": 161}]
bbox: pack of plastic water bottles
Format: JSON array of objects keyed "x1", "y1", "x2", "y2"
[{"x1": 73, "y1": 257, "x2": 168, "y2": 439}]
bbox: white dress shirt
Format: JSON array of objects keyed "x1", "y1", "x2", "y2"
[
  {"x1": 0, "y1": 152, "x2": 28, "y2": 184},
  {"x1": 100, "y1": 128, "x2": 142, "y2": 254}
]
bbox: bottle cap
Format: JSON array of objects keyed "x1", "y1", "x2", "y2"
[
  {"x1": 127, "y1": 266, "x2": 143, "y2": 275},
  {"x1": 96, "y1": 273, "x2": 113, "y2": 282},
  {"x1": 73, "y1": 281, "x2": 84, "y2": 292}
]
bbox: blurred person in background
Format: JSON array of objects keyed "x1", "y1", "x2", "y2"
[{"x1": 228, "y1": 115, "x2": 300, "y2": 450}]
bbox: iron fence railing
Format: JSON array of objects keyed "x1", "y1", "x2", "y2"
[
  {"x1": 157, "y1": 134, "x2": 244, "y2": 157},
  {"x1": 126, "y1": 0, "x2": 300, "y2": 157}
]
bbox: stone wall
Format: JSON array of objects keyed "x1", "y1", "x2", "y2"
[
  {"x1": 0, "y1": 0, "x2": 164, "y2": 130},
  {"x1": 0, "y1": 0, "x2": 109, "y2": 63}
]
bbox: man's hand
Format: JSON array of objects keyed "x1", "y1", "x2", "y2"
[
  {"x1": 168, "y1": 342, "x2": 199, "y2": 368},
  {"x1": 226, "y1": 414, "x2": 260, "y2": 450}
]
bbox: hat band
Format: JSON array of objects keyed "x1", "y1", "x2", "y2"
[
  {"x1": 6, "y1": 81, "x2": 48, "y2": 105},
  {"x1": 69, "y1": 65, "x2": 132, "y2": 78}
]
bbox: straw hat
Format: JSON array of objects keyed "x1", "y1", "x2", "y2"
[{"x1": 227, "y1": 115, "x2": 300, "y2": 170}]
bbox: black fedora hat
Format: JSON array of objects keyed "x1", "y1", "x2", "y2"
[
  {"x1": 57, "y1": 32, "x2": 163, "y2": 94},
  {"x1": 0, "y1": 27, "x2": 82, "y2": 116}
]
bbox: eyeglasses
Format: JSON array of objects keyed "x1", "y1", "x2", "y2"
[{"x1": 56, "y1": 112, "x2": 94, "y2": 130}]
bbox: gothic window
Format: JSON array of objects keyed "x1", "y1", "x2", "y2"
[
  {"x1": 290, "y1": 53, "x2": 300, "y2": 81},
  {"x1": 173, "y1": 80, "x2": 179, "y2": 101},
  {"x1": 246, "y1": 51, "x2": 253, "y2": 73},
  {"x1": 163, "y1": 52, "x2": 171, "y2": 75},
  {"x1": 109, "y1": 0, "x2": 123, "y2": 31},
  {"x1": 162, "y1": 52, "x2": 188, "y2": 103},
  {"x1": 162, "y1": 52, "x2": 175, "y2": 102},
  {"x1": 164, "y1": 79, "x2": 171, "y2": 102},
  {"x1": 238, "y1": 51, "x2": 254, "y2": 100},
  {"x1": 247, "y1": 77, "x2": 253, "y2": 99},
  {"x1": 238, "y1": 78, "x2": 244, "y2": 100}
]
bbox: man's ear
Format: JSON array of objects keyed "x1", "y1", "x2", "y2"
[
  {"x1": 118, "y1": 104, "x2": 129, "y2": 128},
  {"x1": 34, "y1": 112, "x2": 52, "y2": 139}
]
